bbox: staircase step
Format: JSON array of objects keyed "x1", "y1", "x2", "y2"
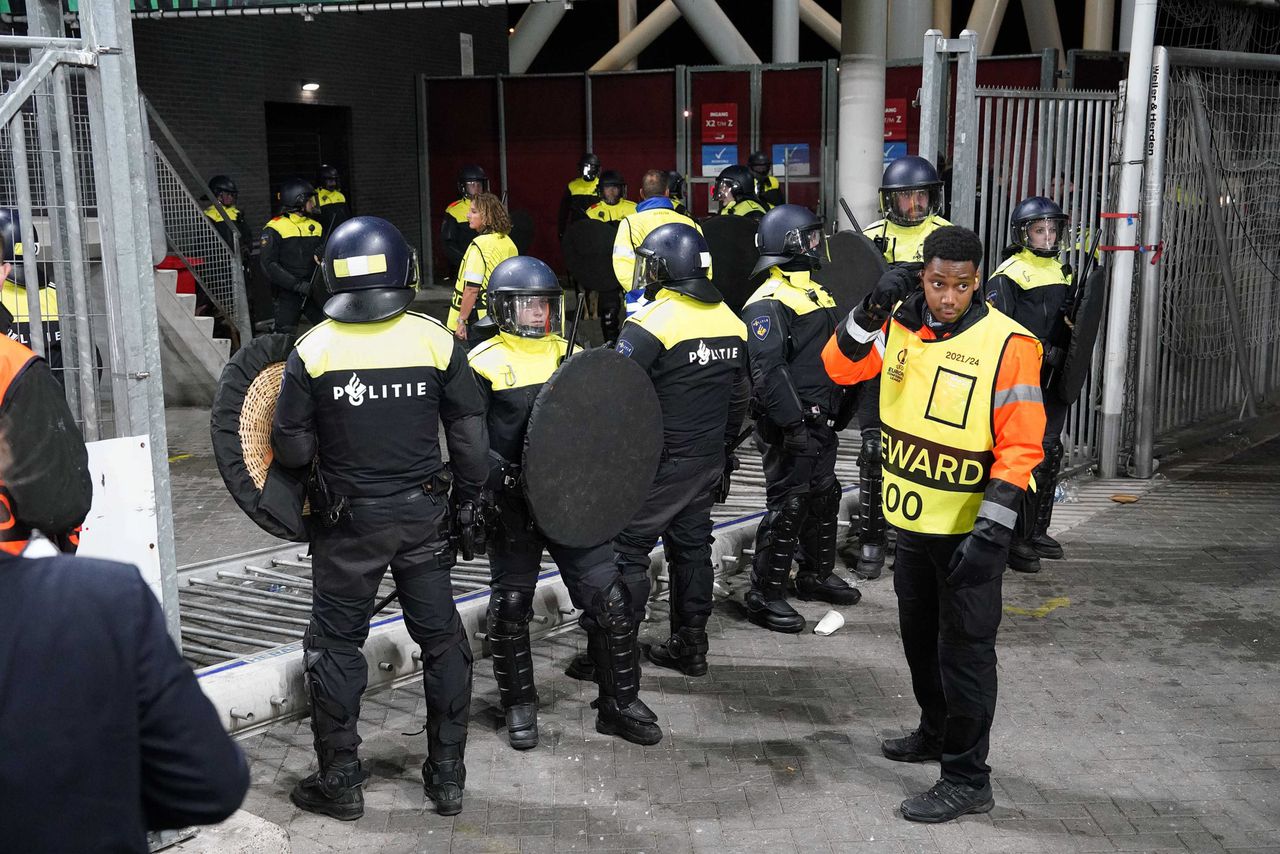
[
  {"x1": 192, "y1": 314, "x2": 215, "y2": 338},
  {"x1": 175, "y1": 292, "x2": 197, "y2": 315},
  {"x1": 211, "y1": 337, "x2": 231, "y2": 360}
]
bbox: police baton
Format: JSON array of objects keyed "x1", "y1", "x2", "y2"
[
  {"x1": 562, "y1": 283, "x2": 587, "y2": 362},
  {"x1": 838, "y1": 197, "x2": 863, "y2": 233}
]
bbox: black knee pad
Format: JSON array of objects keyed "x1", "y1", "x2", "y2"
[
  {"x1": 858, "y1": 430, "x2": 883, "y2": 471},
  {"x1": 487, "y1": 589, "x2": 534, "y2": 638},
  {"x1": 588, "y1": 578, "x2": 633, "y2": 633},
  {"x1": 809, "y1": 480, "x2": 841, "y2": 517},
  {"x1": 769, "y1": 494, "x2": 807, "y2": 540}
]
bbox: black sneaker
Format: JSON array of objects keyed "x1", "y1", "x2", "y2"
[
  {"x1": 505, "y1": 702, "x2": 539, "y2": 751},
  {"x1": 900, "y1": 778, "x2": 994, "y2": 823},
  {"x1": 1006, "y1": 538, "x2": 1041, "y2": 574},
  {"x1": 423, "y1": 758, "x2": 465, "y2": 816},
  {"x1": 880, "y1": 729, "x2": 942, "y2": 763},
  {"x1": 289, "y1": 760, "x2": 365, "y2": 821},
  {"x1": 1032, "y1": 532, "x2": 1064, "y2": 560},
  {"x1": 564, "y1": 651, "x2": 594, "y2": 681}
]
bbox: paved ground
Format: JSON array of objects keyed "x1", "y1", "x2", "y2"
[{"x1": 222, "y1": 427, "x2": 1280, "y2": 853}]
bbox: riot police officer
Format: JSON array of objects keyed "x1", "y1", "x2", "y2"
[
  {"x1": 558, "y1": 152, "x2": 601, "y2": 238},
  {"x1": 715, "y1": 164, "x2": 767, "y2": 220},
  {"x1": 586, "y1": 170, "x2": 637, "y2": 223},
  {"x1": 316, "y1": 164, "x2": 353, "y2": 235},
  {"x1": 260, "y1": 178, "x2": 324, "y2": 334},
  {"x1": 272, "y1": 216, "x2": 489, "y2": 819},
  {"x1": 748, "y1": 150, "x2": 783, "y2": 209},
  {"x1": 985, "y1": 196, "x2": 1073, "y2": 573},
  {"x1": 741, "y1": 205, "x2": 861, "y2": 633},
  {"x1": 442, "y1": 164, "x2": 489, "y2": 275},
  {"x1": 205, "y1": 175, "x2": 253, "y2": 257},
  {"x1": 608, "y1": 170, "x2": 701, "y2": 345},
  {"x1": 614, "y1": 223, "x2": 748, "y2": 676},
  {"x1": 469, "y1": 256, "x2": 662, "y2": 748},
  {"x1": 0, "y1": 209, "x2": 59, "y2": 369},
  {"x1": 841, "y1": 156, "x2": 954, "y2": 579},
  {"x1": 667, "y1": 169, "x2": 689, "y2": 216}
]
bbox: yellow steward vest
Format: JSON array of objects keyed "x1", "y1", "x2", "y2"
[{"x1": 878, "y1": 307, "x2": 1031, "y2": 535}]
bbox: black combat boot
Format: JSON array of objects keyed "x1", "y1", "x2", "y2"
[
  {"x1": 1031, "y1": 440, "x2": 1065, "y2": 560},
  {"x1": 795, "y1": 482, "x2": 862, "y2": 605},
  {"x1": 745, "y1": 497, "x2": 807, "y2": 633},
  {"x1": 486, "y1": 591, "x2": 539, "y2": 750},
  {"x1": 423, "y1": 748, "x2": 466, "y2": 816},
  {"x1": 290, "y1": 758, "x2": 366, "y2": 821},
  {"x1": 646, "y1": 611, "x2": 709, "y2": 676},
  {"x1": 588, "y1": 582, "x2": 663, "y2": 746},
  {"x1": 565, "y1": 650, "x2": 594, "y2": 680},
  {"x1": 1007, "y1": 537, "x2": 1041, "y2": 573},
  {"x1": 853, "y1": 431, "x2": 887, "y2": 579}
]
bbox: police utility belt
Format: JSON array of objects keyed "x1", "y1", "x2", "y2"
[{"x1": 309, "y1": 469, "x2": 454, "y2": 529}]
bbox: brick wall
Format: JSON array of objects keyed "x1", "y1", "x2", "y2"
[{"x1": 131, "y1": 10, "x2": 508, "y2": 255}]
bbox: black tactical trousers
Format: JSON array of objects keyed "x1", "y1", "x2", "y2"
[
  {"x1": 306, "y1": 485, "x2": 471, "y2": 768},
  {"x1": 273, "y1": 288, "x2": 325, "y2": 335},
  {"x1": 893, "y1": 530, "x2": 1004, "y2": 789},
  {"x1": 614, "y1": 451, "x2": 722, "y2": 625},
  {"x1": 488, "y1": 489, "x2": 615, "y2": 610}
]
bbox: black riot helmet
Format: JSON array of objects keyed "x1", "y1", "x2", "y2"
[
  {"x1": 578, "y1": 152, "x2": 601, "y2": 181},
  {"x1": 321, "y1": 216, "x2": 419, "y2": 323},
  {"x1": 0, "y1": 207, "x2": 38, "y2": 287},
  {"x1": 318, "y1": 164, "x2": 341, "y2": 189},
  {"x1": 879, "y1": 155, "x2": 944, "y2": 227},
  {"x1": 276, "y1": 178, "x2": 316, "y2": 214},
  {"x1": 751, "y1": 203, "x2": 825, "y2": 279},
  {"x1": 208, "y1": 174, "x2": 238, "y2": 197},
  {"x1": 633, "y1": 222, "x2": 719, "y2": 303},
  {"x1": 716, "y1": 164, "x2": 757, "y2": 204},
  {"x1": 667, "y1": 170, "x2": 686, "y2": 202},
  {"x1": 1010, "y1": 195, "x2": 1070, "y2": 258},
  {"x1": 598, "y1": 169, "x2": 626, "y2": 201},
  {"x1": 747, "y1": 150, "x2": 770, "y2": 177},
  {"x1": 457, "y1": 164, "x2": 489, "y2": 199},
  {"x1": 488, "y1": 255, "x2": 564, "y2": 339}
]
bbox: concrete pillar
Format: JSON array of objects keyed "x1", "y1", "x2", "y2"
[
  {"x1": 965, "y1": 0, "x2": 1010, "y2": 55},
  {"x1": 774, "y1": 0, "x2": 800, "y2": 63},
  {"x1": 1119, "y1": 0, "x2": 1136, "y2": 49},
  {"x1": 888, "y1": 0, "x2": 933, "y2": 60},
  {"x1": 799, "y1": 0, "x2": 841, "y2": 50},
  {"x1": 837, "y1": 0, "x2": 887, "y2": 229},
  {"x1": 618, "y1": 0, "x2": 638, "y2": 71},
  {"x1": 1084, "y1": 0, "x2": 1116, "y2": 51},
  {"x1": 1021, "y1": 0, "x2": 1064, "y2": 55},
  {"x1": 509, "y1": 1, "x2": 568, "y2": 75},
  {"x1": 934, "y1": 0, "x2": 952, "y2": 37}
]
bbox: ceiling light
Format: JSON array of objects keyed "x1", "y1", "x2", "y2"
[{"x1": 301, "y1": 81, "x2": 320, "y2": 93}]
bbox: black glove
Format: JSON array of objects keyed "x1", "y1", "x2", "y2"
[
  {"x1": 1043, "y1": 345, "x2": 1066, "y2": 369},
  {"x1": 783, "y1": 423, "x2": 809, "y2": 456},
  {"x1": 715, "y1": 452, "x2": 739, "y2": 504},
  {"x1": 867, "y1": 265, "x2": 921, "y2": 316},
  {"x1": 946, "y1": 531, "x2": 1006, "y2": 588},
  {"x1": 292, "y1": 277, "x2": 312, "y2": 295}
]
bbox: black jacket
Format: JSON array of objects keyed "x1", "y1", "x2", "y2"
[{"x1": 0, "y1": 554, "x2": 249, "y2": 852}]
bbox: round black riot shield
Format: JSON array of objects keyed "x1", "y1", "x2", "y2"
[
  {"x1": 523, "y1": 348, "x2": 663, "y2": 547},
  {"x1": 210, "y1": 333, "x2": 310, "y2": 541},
  {"x1": 561, "y1": 218, "x2": 620, "y2": 292},
  {"x1": 1052, "y1": 265, "x2": 1106, "y2": 405},
  {"x1": 702, "y1": 214, "x2": 759, "y2": 314},
  {"x1": 823, "y1": 230, "x2": 890, "y2": 318}
]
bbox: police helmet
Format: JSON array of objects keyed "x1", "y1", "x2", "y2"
[
  {"x1": 1010, "y1": 196, "x2": 1070, "y2": 258},
  {"x1": 879, "y1": 155, "x2": 944, "y2": 227},
  {"x1": 667, "y1": 170, "x2": 686, "y2": 201},
  {"x1": 751, "y1": 204, "x2": 825, "y2": 279},
  {"x1": 748, "y1": 150, "x2": 770, "y2": 176},
  {"x1": 716, "y1": 164, "x2": 756, "y2": 203},
  {"x1": 578, "y1": 152, "x2": 601, "y2": 181},
  {"x1": 321, "y1": 216, "x2": 419, "y2": 323},
  {"x1": 276, "y1": 178, "x2": 316, "y2": 214},
  {"x1": 208, "y1": 174, "x2": 238, "y2": 196},
  {"x1": 457, "y1": 164, "x2": 489, "y2": 198},
  {"x1": 318, "y1": 164, "x2": 341, "y2": 186},
  {"x1": 634, "y1": 222, "x2": 719, "y2": 303},
  {"x1": 488, "y1": 256, "x2": 564, "y2": 339},
  {"x1": 598, "y1": 170, "x2": 626, "y2": 198},
  {"x1": 0, "y1": 207, "x2": 38, "y2": 287}
]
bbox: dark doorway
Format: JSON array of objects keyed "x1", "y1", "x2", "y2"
[{"x1": 264, "y1": 102, "x2": 353, "y2": 215}]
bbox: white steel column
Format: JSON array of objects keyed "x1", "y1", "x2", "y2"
[
  {"x1": 774, "y1": 0, "x2": 800, "y2": 63},
  {"x1": 618, "y1": 0, "x2": 638, "y2": 71},
  {"x1": 799, "y1": 0, "x2": 841, "y2": 50},
  {"x1": 888, "y1": 0, "x2": 933, "y2": 60},
  {"x1": 590, "y1": 0, "x2": 680, "y2": 72},
  {"x1": 509, "y1": 1, "x2": 567, "y2": 75},
  {"x1": 1098, "y1": 0, "x2": 1158, "y2": 478},
  {"x1": 965, "y1": 0, "x2": 1010, "y2": 54},
  {"x1": 934, "y1": 0, "x2": 951, "y2": 36},
  {"x1": 1084, "y1": 0, "x2": 1116, "y2": 51},
  {"x1": 837, "y1": 0, "x2": 887, "y2": 229},
  {"x1": 670, "y1": 0, "x2": 761, "y2": 65},
  {"x1": 1021, "y1": 0, "x2": 1064, "y2": 55}
]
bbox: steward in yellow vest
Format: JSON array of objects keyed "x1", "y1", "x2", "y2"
[
  {"x1": 985, "y1": 196, "x2": 1075, "y2": 573},
  {"x1": 741, "y1": 204, "x2": 861, "y2": 636},
  {"x1": 822, "y1": 225, "x2": 1044, "y2": 824},
  {"x1": 448, "y1": 193, "x2": 517, "y2": 342}
]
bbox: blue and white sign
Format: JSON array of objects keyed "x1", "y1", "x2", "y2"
[
  {"x1": 701, "y1": 144, "x2": 739, "y2": 177},
  {"x1": 771, "y1": 144, "x2": 811, "y2": 176},
  {"x1": 883, "y1": 141, "x2": 908, "y2": 168}
]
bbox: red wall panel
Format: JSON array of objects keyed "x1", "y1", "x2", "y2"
[{"x1": 427, "y1": 78, "x2": 499, "y2": 276}]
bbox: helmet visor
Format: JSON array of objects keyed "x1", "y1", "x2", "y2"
[
  {"x1": 632, "y1": 249, "x2": 665, "y2": 293},
  {"x1": 496, "y1": 293, "x2": 562, "y2": 338},
  {"x1": 880, "y1": 185, "x2": 943, "y2": 226},
  {"x1": 1014, "y1": 214, "x2": 1070, "y2": 255},
  {"x1": 783, "y1": 222, "x2": 827, "y2": 262}
]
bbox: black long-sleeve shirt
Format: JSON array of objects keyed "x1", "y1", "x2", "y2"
[
  {"x1": 259, "y1": 213, "x2": 323, "y2": 294},
  {"x1": 272, "y1": 311, "x2": 489, "y2": 499},
  {"x1": 0, "y1": 554, "x2": 249, "y2": 852},
  {"x1": 616, "y1": 289, "x2": 748, "y2": 456}
]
